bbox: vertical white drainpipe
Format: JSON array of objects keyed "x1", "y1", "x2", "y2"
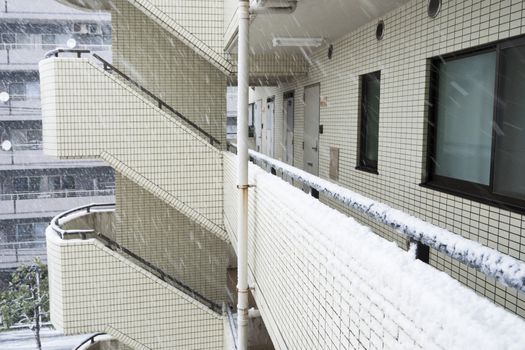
[{"x1": 237, "y1": 1, "x2": 250, "y2": 350}]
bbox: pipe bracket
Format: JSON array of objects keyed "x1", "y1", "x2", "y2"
[{"x1": 237, "y1": 184, "x2": 256, "y2": 189}]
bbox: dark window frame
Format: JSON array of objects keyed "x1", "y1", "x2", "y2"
[
  {"x1": 62, "y1": 175, "x2": 75, "y2": 190},
  {"x1": 357, "y1": 70, "x2": 381, "y2": 174},
  {"x1": 14, "y1": 176, "x2": 40, "y2": 192},
  {"x1": 15, "y1": 223, "x2": 35, "y2": 241},
  {"x1": 424, "y1": 35, "x2": 525, "y2": 213},
  {"x1": 48, "y1": 175, "x2": 76, "y2": 191},
  {"x1": 9, "y1": 82, "x2": 26, "y2": 101}
]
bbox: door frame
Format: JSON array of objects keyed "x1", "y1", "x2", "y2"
[
  {"x1": 266, "y1": 96, "x2": 275, "y2": 157},
  {"x1": 283, "y1": 90, "x2": 295, "y2": 165},
  {"x1": 254, "y1": 99, "x2": 263, "y2": 152},
  {"x1": 303, "y1": 83, "x2": 321, "y2": 175}
]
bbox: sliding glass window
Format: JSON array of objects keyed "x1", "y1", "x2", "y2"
[{"x1": 426, "y1": 37, "x2": 525, "y2": 211}]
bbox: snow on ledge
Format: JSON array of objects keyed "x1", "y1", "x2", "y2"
[
  {"x1": 247, "y1": 148, "x2": 525, "y2": 293},
  {"x1": 244, "y1": 154, "x2": 525, "y2": 349}
]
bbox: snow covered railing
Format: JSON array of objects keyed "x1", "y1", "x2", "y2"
[{"x1": 227, "y1": 144, "x2": 525, "y2": 293}]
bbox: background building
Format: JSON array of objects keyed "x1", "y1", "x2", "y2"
[{"x1": 0, "y1": 0, "x2": 114, "y2": 270}]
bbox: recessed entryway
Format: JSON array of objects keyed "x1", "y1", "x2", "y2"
[
  {"x1": 263, "y1": 96, "x2": 275, "y2": 157},
  {"x1": 283, "y1": 91, "x2": 294, "y2": 165},
  {"x1": 303, "y1": 84, "x2": 320, "y2": 176}
]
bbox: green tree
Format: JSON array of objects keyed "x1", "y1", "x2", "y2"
[{"x1": 0, "y1": 258, "x2": 49, "y2": 350}]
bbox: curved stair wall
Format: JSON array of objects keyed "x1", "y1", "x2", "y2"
[{"x1": 46, "y1": 227, "x2": 225, "y2": 350}]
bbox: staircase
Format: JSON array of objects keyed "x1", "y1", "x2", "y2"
[
  {"x1": 46, "y1": 205, "x2": 225, "y2": 350},
  {"x1": 40, "y1": 54, "x2": 227, "y2": 240}
]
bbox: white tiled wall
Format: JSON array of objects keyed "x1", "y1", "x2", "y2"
[
  {"x1": 40, "y1": 57, "x2": 227, "y2": 239},
  {"x1": 113, "y1": 0, "x2": 228, "y2": 145},
  {"x1": 230, "y1": 53, "x2": 309, "y2": 84},
  {"x1": 115, "y1": 172, "x2": 232, "y2": 305},
  {"x1": 222, "y1": 152, "x2": 525, "y2": 350},
  {"x1": 120, "y1": 0, "x2": 232, "y2": 73},
  {"x1": 138, "y1": 0, "x2": 225, "y2": 53},
  {"x1": 46, "y1": 228, "x2": 225, "y2": 350},
  {"x1": 249, "y1": 0, "x2": 525, "y2": 317},
  {"x1": 223, "y1": 0, "x2": 238, "y2": 48}
]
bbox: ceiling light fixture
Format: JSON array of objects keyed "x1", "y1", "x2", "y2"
[{"x1": 272, "y1": 37, "x2": 324, "y2": 48}]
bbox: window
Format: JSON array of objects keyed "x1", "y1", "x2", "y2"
[
  {"x1": 62, "y1": 175, "x2": 75, "y2": 190},
  {"x1": 41, "y1": 34, "x2": 55, "y2": 48},
  {"x1": 34, "y1": 223, "x2": 47, "y2": 239},
  {"x1": 25, "y1": 82, "x2": 40, "y2": 99},
  {"x1": 73, "y1": 23, "x2": 83, "y2": 33},
  {"x1": 15, "y1": 222, "x2": 47, "y2": 244},
  {"x1": 9, "y1": 82, "x2": 26, "y2": 100},
  {"x1": 49, "y1": 176, "x2": 61, "y2": 191},
  {"x1": 358, "y1": 71, "x2": 380, "y2": 173},
  {"x1": 426, "y1": 37, "x2": 525, "y2": 211},
  {"x1": 14, "y1": 177, "x2": 40, "y2": 192},
  {"x1": 96, "y1": 176, "x2": 115, "y2": 190},
  {"x1": 87, "y1": 23, "x2": 99, "y2": 34},
  {"x1": 49, "y1": 175, "x2": 75, "y2": 191},
  {"x1": 15, "y1": 33, "x2": 32, "y2": 49},
  {"x1": 27, "y1": 129, "x2": 42, "y2": 143},
  {"x1": 0, "y1": 33, "x2": 15, "y2": 48},
  {"x1": 16, "y1": 223, "x2": 34, "y2": 242}
]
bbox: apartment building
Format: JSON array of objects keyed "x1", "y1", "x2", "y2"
[
  {"x1": 39, "y1": 0, "x2": 525, "y2": 349},
  {"x1": 0, "y1": 0, "x2": 114, "y2": 270}
]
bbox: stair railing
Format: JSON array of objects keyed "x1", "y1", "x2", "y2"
[
  {"x1": 50, "y1": 203, "x2": 222, "y2": 314},
  {"x1": 45, "y1": 49, "x2": 221, "y2": 146}
]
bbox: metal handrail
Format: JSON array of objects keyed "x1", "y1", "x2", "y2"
[
  {"x1": 1, "y1": 189, "x2": 115, "y2": 201},
  {"x1": 45, "y1": 49, "x2": 220, "y2": 146},
  {"x1": 50, "y1": 203, "x2": 222, "y2": 314},
  {"x1": 226, "y1": 142, "x2": 525, "y2": 293},
  {"x1": 0, "y1": 241, "x2": 46, "y2": 248},
  {"x1": 91, "y1": 53, "x2": 220, "y2": 146},
  {"x1": 44, "y1": 48, "x2": 91, "y2": 58},
  {"x1": 50, "y1": 202, "x2": 114, "y2": 239},
  {"x1": 3, "y1": 43, "x2": 111, "y2": 50},
  {"x1": 73, "y1": 333, "x2": 107, "y2": 350},
  {"x1": 96, "y1": 233, "x2": 222, "y2": 313}
]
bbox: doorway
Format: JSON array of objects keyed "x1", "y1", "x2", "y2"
[
  {"x1": 254, "y1": 99, "x2": 262, "y2": 152},
  {"x1": 283, "y1": 91, "x2": 294, "y2": 165},
  {"x1": 303, "y1": 84, "x2": 320, "y2": 175},
  {"x1": 264, "y1": 97, "x2": 275, "y2": 157}
]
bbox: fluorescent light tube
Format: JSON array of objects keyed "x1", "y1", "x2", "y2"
[{"x1": 272, "y1": 37, "x2": 324, "y2": 47}]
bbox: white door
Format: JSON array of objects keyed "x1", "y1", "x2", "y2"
[
  {"x1": 265, "y1": 97, "x2": 275, "y2": 157},
  {"x1": 254, "y1": 99, "x2": 262, "y2": 152},
  {"x1": 303, "y1": 84, "x2": 320, "y2": 175},
  {"x1": 283, "y1": 92, "x2": 294, "y2": 165},
  {"x1": 248, "y1": 103, "x2": 254, "y2": 139}
]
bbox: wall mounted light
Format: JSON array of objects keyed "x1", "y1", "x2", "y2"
[
  {"x1": 328, "y1": 44, "x2": 334, "y2": 59},
  {"x1": 427, "y1": 0, "x2": 441, "y2": 18},
  {"x1": 376, "y1": 20, "x2": 384, "y2": 40}
]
